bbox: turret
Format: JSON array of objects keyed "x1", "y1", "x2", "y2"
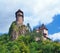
[
  {"x1": 40, "y1": 24, "x2": 48, "y2": 40},
  {"x1": 15, "y1": 9, "x2": 24, "y2": 26}
]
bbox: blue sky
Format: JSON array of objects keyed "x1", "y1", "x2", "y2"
[{"x1": 0, "y1": 0, "x2": 60, "y2": 40}]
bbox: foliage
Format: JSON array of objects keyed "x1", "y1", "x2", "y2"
[{"x1": 0, "y1": 33, "x2": 60, "y2": 53}]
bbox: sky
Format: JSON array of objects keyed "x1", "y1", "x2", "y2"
[{"x1": 0, "y1": 0, "x2": 60, "y2": 41}]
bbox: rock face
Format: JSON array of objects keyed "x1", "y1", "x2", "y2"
[{"x1": 9, "y1": 9, "x2": 29, "y2": 40}]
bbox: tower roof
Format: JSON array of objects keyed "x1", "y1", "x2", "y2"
[
  {"x1": 40, "y1": 24, "x2": 48, "y2": 30},
  {"x1": 15, "y1": 9, "x2": 24, "y2": 18},
  {"x1": 15, "y1": 9, "x2": 23, "y2": 14}
]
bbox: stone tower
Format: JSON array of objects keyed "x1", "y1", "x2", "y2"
[
  {"x1": 15, "y1": 9, "x2": 24, "y2": 26},
  {"x1": 9, "y1": 9, "x2": 28, "y2": 40}
]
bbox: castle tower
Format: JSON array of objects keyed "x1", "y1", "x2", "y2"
[
  {"x1": 9, "y1": 9, "x2": 29, "y2": 40},
  {"x1": 15, "y1": 9, "x2": 24, "y2": 26},
  {"x1": 40, "y1": 24, "x2": 48, "y2": 40}
]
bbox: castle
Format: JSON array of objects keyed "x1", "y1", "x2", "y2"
[
  {"x1": 9, "y1": 9, "x2": 49, "y2": 41},
  {"x1": 35, "y1": 24, "x2": 49, "y2": 41}
]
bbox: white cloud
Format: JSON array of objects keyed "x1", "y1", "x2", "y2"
[
  {"x1": 22, "y1": 0, "x2": 60, "y2": 25},
  {"x1": 24, "y1": 16, "x2": 40, "y2": 28},
  {"x1": 0, "y1": 0, "x2": 60, "y2": 33},
  {"x1": 49, "y1": 32, "x2": 60, "y2": 41}
]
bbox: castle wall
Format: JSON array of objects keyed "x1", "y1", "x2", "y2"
[{"x1": 43, "y1": 29, "x2": 48, "y2": 37}]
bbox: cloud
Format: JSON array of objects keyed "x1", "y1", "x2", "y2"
[
  {"x1": 49, "y1": 32, "x2": 60, "y2": 41},
  {"x1": 0, "y1": 0, "x2": 60, "y2": 33},
  {"x1": 22, "y1": 0, "x2": 60, "y2": 26}
]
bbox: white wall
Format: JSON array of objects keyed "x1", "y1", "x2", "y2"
[{"x1": 43, "y1": 29, "x2": 48, "y2": 37}]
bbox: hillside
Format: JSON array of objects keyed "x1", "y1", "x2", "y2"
[
  {"x1": 0, "y1": 33, "x2": 60, "y2": 53},
  {"x1": 0, "y1": 9, "x2": 60, "y2": 53}
]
